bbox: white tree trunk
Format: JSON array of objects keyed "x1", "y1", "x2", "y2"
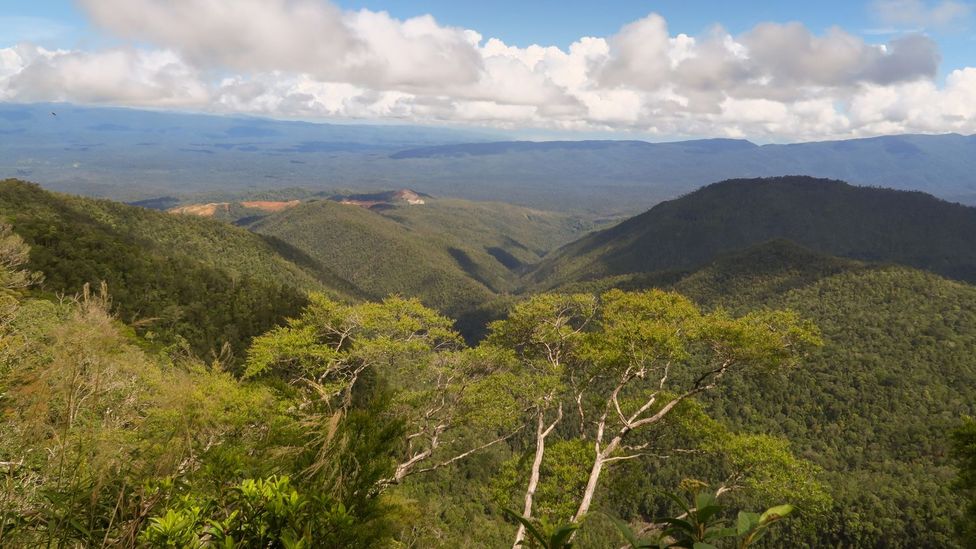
[
  {"x1": 573, "y1": 435, "x2": 619, "y2": 523},
  {"x1": 514, "y1": 411, "x2": 548, "y2": 548},
  {"x1": 513, "y1": 404, "x2": 562, "y2": 548}
]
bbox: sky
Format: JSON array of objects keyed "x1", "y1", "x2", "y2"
[{"x1": 0, "y1": 0, "x2": 975, "y2": 141}]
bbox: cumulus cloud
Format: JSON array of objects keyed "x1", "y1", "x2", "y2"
[
  {"x1": 740, "y1": 23, "x2": 938, "y2": 88},
  {"x1": 79, "y1": 0, "x2": 483, "y2": 89},
  {"x1": 597, "y1": 14, "x2": 674, "y2": 90},
  {"x1": 1, "y1": 2, "x2": 975, "y2": 141},
  {"x1": 0, "y1": 45, "x2": 207, "y2": 106}
]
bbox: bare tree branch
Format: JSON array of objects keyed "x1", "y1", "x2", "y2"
[{"x1": 410, "y1": 425, "x2": 525, "y2": 477}]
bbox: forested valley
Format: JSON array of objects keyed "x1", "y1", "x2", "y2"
[{"x1": 1, "y1": 177, "x2": 975, "y2": 548}]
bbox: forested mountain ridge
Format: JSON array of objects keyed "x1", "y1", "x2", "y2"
[
  {"x1": 0, "y1": 179, "x2": 362, "y2": 357},
  {"x1": 0, "y1": 178, "x2": 600, "y2": 350},
  {"x1": 530, "y1": 176, "x2": 976, "y2": 288},
  {"x1": 235, "y1": 194, "x2": 599, "y2": 328}
]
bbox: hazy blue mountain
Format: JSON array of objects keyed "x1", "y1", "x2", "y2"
[
  {"x1": 4, "y1": 102, "x2": 976, "y2": 213},
  {"x1": 388, "y1": 134, "x2": 976, "y2": 208},
  {"x1": 0, "y1": 102, "x2": 497, "y2": 200}
]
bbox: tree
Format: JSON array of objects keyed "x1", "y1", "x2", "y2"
[
  {"x1": 0, "y1": 224, "x2": 41, "y2": 298},
  {"x1": 486, "y1": 293, "x2": 597, "y2": 547},
  {"x1": 245, "y1": 293, "x2": 525, "y2": 492},
  {"x1": 486, "y1": 289, "x2": 820, "y2": 543}
]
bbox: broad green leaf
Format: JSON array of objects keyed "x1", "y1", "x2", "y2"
[
  {"x1": 694, "y1": 492, "x2": 717, "y2": 513},
  {"x1": 664, "y1": 492, "x2": 693, "y2": 517},
  {"x1": 504, "y1": 508, "x2": 548, "y2": 548},
  {"x1": 658, "y1": 517, "x2": 696, "y2": 533},
  {"x1": 758, "y1": 504, "x2": 794, "y2": 524},
  {"x1": 603, "y1": 513, "x2": 644, "y2": 547},
  {"x1": 550, "y1": 522, "x2": 580, "y2": 548}
]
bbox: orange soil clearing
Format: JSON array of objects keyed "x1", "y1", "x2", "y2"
[{"x1": 240, "y1": 200, "x2": 301, "y2": 212}]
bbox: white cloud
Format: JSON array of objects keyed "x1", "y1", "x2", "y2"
[
  {"x1": 740, "y1": 24, "x2": 938, "y2": 88},
  {"x1": 849, "y1": 67, "x2": 976, "y2": 133},
  {"x1": 597, "y1": 14, "x2": 674, "y2": 90},
  {"x1": 1, "y1": 45, "x2": 208, "y2": 106},
  {"x1": 0, "y1": 2, "x2": 974, "y2": 141},
  {"x1": 79, "y1": 0, "x2": 483, "y2": 90}
]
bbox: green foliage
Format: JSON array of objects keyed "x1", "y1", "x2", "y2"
[
  {"x1": 619, "y1": 485, "x2": 794, "y2": 549},
  {"x1": 0, "y1": 223, "x2": 42, "y2": 299},
  {"x1": 141, "y1": 476, "x2": 373, "y2": 548},
  {"x1": 951, "y1": 417, "x2": 976, "y2": 545},
  {"x1": 244, "y1": 292, "x2": 461, "y2": 385},
  {"x1": 494, "y1": 440, "x2": 593, "y2": 524},
  {"x1": 0, "y1": 179, "x2": 327, "y2": 358},
  {"x1": 504, "y1": 508, "x2": 579, "y2": 549},
  {"x1": 531, "y1": 176, "x2": 976, "y2": 288},
  {"x1": 483, "y1": 289, "x2": 822, "y2": 548},
  {"x1": 557, "y1": 240, "x2": 976, "y2": 546},
  {"x1": 242, "y1": 291, "x2": 533, "y2": 521},
  {"x1": 0, "y1": 286, "x2": 278, "y2": 546},
  {"x1": 486, "y1": 292, "x2": 598, "y2": 382},
  {"x1": 604, "y1": 512, "x2": 656, "y2": 548},
  {"x1": 706, "y1": 433, "x2": 830, "y2": 518}
]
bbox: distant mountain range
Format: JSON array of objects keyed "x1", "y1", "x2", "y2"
[
  {"x1": 387, "y1": 135, "x2": 976, "y2": 209},
  {"x1": 3, "y1": 103, "x2": 976, "y2": 213}
]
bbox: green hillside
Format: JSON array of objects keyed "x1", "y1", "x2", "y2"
[
  {"x1": 376, "y1": 197, "x2": 598, "y2": 272},
  {"x1": 530, "y1": 176, "x2": 976, "y2": 288},
  {"x1": 246, "y1": 197, "x2": 599, "y2": 321},
  {"x1": 558, "y1": 240, "x2": 976, "y2": 546},
  {"x1": 0, "y1": 180, "x2": 600, "y2": 351},
  {"x1": 0, "y1": 179, "x2": 357, "y2": 357},
  {"x1": 248, "y1": 200, "x2": 498, "y2": 314}
]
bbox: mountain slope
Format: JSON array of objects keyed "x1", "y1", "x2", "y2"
[
  {"x1": 233, "y1": 194, "x2": 597, "y2": 313},
  {"x1": 248, "y1": 200, "x2": 500, "y2": 317},
  {"x1": 0, "y1": 179, "x2": 358, "y2": 356},
  {"x1": 374, "y1": 197, "x2": 599, "y2": 271},
  {"x1": 167, "y1": 190, "x2": 598, "y2": 273},
  {"x1": 531, "y1": 176, "x2": 976, "y2": 287},
  {"x1": 708, "y1": 255, "x2": 976, "y2": 546},
  {"x1": 559, "y1": 240, "x2": 976, "y2": 546}
]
